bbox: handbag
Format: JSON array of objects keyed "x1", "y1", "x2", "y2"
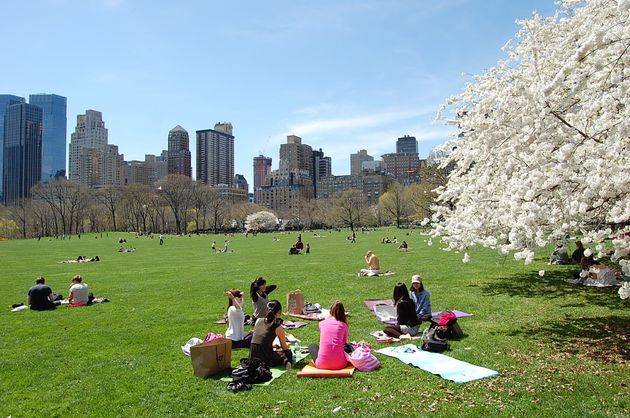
[{"x1": 346, "y1": 342, "x2": 380, "y2": 371}]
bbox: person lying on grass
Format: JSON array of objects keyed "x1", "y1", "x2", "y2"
[
  {"x1": 249, "y1": 300, "x2": 293, "y2": 369},
  {"x1": 225, "y1": 288, "x2": 253, "y2": 349},
  {"x1": 250, "y1": 277, "x2": 277, "y2": 321},
  {"x1": 383, "y1": 282, "x2": 421, "y2": 338},
  {"x1": 308, "y1": 301, "x2": 352, "y2": 370}
]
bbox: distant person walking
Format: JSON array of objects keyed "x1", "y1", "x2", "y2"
[
  {"x1": 159, "y1": 234, "x2": 164, "y2": 245},
  {"x1": 211, "y1": 241, "x2": 216, "y2": 253}
]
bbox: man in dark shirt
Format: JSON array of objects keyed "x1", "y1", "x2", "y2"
[{"x1": 27, "y1": 277, "x2": 56, "y2": 310}]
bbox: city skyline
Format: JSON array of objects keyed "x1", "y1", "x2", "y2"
[{"x1": 1, "y1": 1, "x2": 556, "y2": 184}]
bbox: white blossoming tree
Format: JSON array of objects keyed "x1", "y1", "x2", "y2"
[
  {"x1": 245, "y1": 211, "x2": 278, "y2": 232},
  {"x1": 434, "y1": 0, "x2": 630, "y2": 273}
]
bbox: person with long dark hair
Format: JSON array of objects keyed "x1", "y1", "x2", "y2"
[
  {"x1": 250, "y1": 277, "x2": 277, "y2": 320},
  {"x1": 225, "y1": 288, "x2": 253, "y2": 349},
  {"x1": 249, "y1": 300, "x2": 293, "y2": 369},
  {"x1": 409, "y1": 275, "x2": 432, "y2": 321},
  {"x1": 308, "y1": 301, "x2": 350, "y2": 370},
  {"x1": 383, "y1": 282, "x2": 421, "y2": 338}
]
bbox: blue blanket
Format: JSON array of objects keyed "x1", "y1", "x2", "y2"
[{"x1": 376, "y1": 344, "x2": 498, "y2": 383}]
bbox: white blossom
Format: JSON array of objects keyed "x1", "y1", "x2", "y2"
[
  {"x1": 462, "y1": 252, "x2": 470, "y2": 263},
  {"x1": 433, "y1": 0, "x2": 630, "y2": 298}
]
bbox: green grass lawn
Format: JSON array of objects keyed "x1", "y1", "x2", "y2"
[{"x1": 1, "y1": 229, "x2": 628, "y2": 417}]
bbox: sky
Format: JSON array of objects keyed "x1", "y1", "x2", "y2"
[{"x1": 2, "y1": 0, "x2": 556, "y2": 185}]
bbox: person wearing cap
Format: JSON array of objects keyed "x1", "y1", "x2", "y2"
[
  {"x1": 359, "y1": 250, "x2": 380, "y2": 276},
  {"x1": 225, "y1": 288, "x2": 253, "y2": 349},
  {"x1": 409, "y1": 275, "x2": 432, "y2": 321}
]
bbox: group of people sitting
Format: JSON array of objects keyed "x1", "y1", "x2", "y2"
[
  {"x1": 549, "y1": 240, "x2": 595, "y2": 270},
  {"x1": 220, "y1": 273, "x2": 432, "y2": 371},
  {"x1": 26, "y1": 275, "x2": 97, "y2": 310}
]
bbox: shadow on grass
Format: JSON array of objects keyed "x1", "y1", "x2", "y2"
[
  {"x1": 475, "y1": 269, "x2": 620, "y2": 306},
  {"x1": 507, "y1": 314, "x2": 630, "y2": 363}
]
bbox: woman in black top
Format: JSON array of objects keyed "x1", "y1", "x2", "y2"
[
  {"x1": 250, "y1": 277, "x2": 277, "y2": 320},
  {"x1": 249, "y1": 300, "x2": 293, "y2": 369},
  {"x1": 383, "y1": 282, "x2": 421, "y2": 338}
]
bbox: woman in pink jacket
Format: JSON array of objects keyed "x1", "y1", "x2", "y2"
[{"x1": 308, "y1": 301, "x2": 350, "y2": 370}]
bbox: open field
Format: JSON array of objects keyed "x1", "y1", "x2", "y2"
[{"x1": 1, "y1": 229, "x2": 628, "y2": 417}]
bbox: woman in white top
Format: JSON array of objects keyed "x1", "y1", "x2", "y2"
[
  {"x1": 225, "y1": 289, "x2": 253, "y2": 349},
  {"x1": 68, "y1": 275, "x2": 92, "y2": 306}
]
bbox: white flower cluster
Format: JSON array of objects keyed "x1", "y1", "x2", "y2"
[
  {"x1": 433, "y1": 1, "x2": 630, "y2": 298},
  {"x1": 619, "y1": 282, "x2": 630, "y2": 299}
]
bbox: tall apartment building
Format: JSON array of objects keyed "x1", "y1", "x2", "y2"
[
  {"x1": 29, "y1": 94, "x2": 67, "y2": 180},
  {"x1": 258, "y1": 167, "x2": 314, "y2": 211},
  {"x1": 317, "y1": 174, "x2": 393, "y2": 205},
  {"x1": 396, "y1": 135, "x2": 418, "y2": 154},
  {"x1": 124, "y1": 153, "x2": 168, "y2": 185},
  {"x1": 167, "y1": 125, "x2": 191, "y2": 178},
  {"x1": 196, "y1": 122, "x2": 234, "y2": 187},
  {"x1": 234, "y1": 174, "x2": 248, "y2": 192},
  {"x1": 2, "y1": 103, "x2": 42, "y2": 204},
  {"x1": 279, "y1": 135, "x2": 313, "y2": 174},
  {"x1": 381, "y1": 153, "x2": 424, "y2": 185},
  {"x1": 69, "y1": 110, "x2": 124, "y2": 187},
  {"x1": 312, "y1": 148, "x2": 331, "y2": 198},
  {"x1": 253, "y1": 155, "x2": 272, "y2": 204},
  {"x1": 0, "y1": 95, "x2": 26, "y2": 199},
  {"x1": 350, "y1": 149, "x2": 373, "y2": 176}
]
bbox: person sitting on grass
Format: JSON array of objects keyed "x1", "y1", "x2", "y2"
[
  {"x1": 308, "y1": 301, "x2": 351, "y2": 370},
  {"x1": 399, "y1": 241, "x2": 408, "y2": 251},
  {"x1": 249, "y1": 300, "x2": 293, "y2": 369},
  {"x1": 571, "y1": 241, "x2": 585, "y2": 264},
  {"x1": 383, "y1": 282, "x2": 421, "y2": 338},
  {"x1": 225, "y1": 289, "x2": 253, "y2": 349},
  {"x1": 409, "y1": 275, "x2": 432, "y2": 322},
  {"x1": 68, "y1": 275, "x2": 94, "y2": 307},
  {"x1": 549, "y1": 243, "x2": 569, "y2": 265},
  {"x1": 250, "y1": 277, "x2": 277, "y2": 321},
  {"x1": 289, "y1": 245, "x2": 301, "y2": 255},
  {"x1": 27, "y1": 277, "x2": 60, "y2": 311},
  {"x1": 358, "y1": 250, "x2": 380, "y2": 276}
]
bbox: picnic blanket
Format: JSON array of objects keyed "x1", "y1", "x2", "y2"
[
  {"x1": 376, "y1": 344, "x2": 498, "y2": 383},
  {"x1": 287, "y1": 308, "x2": 330, "y2": 321},
  {"x1": 212, "y1": 319, "x2": 307, "y2": 329},
  {"x1": 297, "y1": 361, "x2": 355, "y2": 378},
  {"x1": 364, "y1": 299, "x2": 473, "y2": 324},
  {"x1": 219, "y1": 350, "x2": 309, "y2": 385}
]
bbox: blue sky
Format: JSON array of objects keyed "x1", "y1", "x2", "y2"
[{"x1": 2, "y1": 0, "x2": 555, "y2": 183}]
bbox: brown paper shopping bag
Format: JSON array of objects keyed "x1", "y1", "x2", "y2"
[
  {"x1": 287, "y1": 290, "x2": 305, "y2": 314},
  {"x1": 190, "y1": 338, "x2": 232, "y2": 378}
]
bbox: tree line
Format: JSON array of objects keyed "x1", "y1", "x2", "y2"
[{"x1": 1, "y1": 166, "x2": 445, "y2": 239}]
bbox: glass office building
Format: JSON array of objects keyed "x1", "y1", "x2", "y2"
[
  {"x1": 0, "y1": 94, "x2": 26, "y2": 199},
  {"x1": 3, "y1": 103, "x2": 43, "y2": 204},
  {"x1": 29, "y1": 94, "x2": 67, "y2": 179}
]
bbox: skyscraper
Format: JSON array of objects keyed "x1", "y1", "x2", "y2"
[
  {"x1": 69, "y1": 110, "x2": 124, "y2": 187},
  {"x1": 167, "y1": 125, "x2": 192, "y2": 177},
  {"x1": 29, "y1": 94, "x2": 67, "y2": 180},
  {"x1": 350, "y1": 149, "x2": 373, "y2": 176},
  {"x1": 0, "y1": 94, "x2": 26, "y2": 199},
  {"x1": 196, "y1": 122, "x2": 234, "y2": 186},
  {"x1": 279, "y1": 135, "x2": 313, "y2": 174},
  {"x1": 396, "y1": 135, "x2": 418, "y2": 154},
  {"x1": 3, "y1": 103, "x2": 42, "y2": 204},
  {"x1": 312, "y1": 148, "x2": 331, "y2": 198},
  {"x1": 253, "y1": 155, "x2": 272, "y2": 204}
]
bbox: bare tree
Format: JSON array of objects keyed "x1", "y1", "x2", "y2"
[
  {"x1": 331, "y1": 189, "x2": 368, "y2": 231},
  {"x1": 8, "y1": 198, "x2": 31, "y2": 238},
  {"x1": 97, "y1": 185, "x2": 124, "y2": 231},
  {"x1": 123, "y1": 184, "x2": 154, "y2": 233},
  {"x1": 32, "y1": 178, "x2": 84, "y2": 236},
  {"x1": 190, "y1": 182, "x2": 212, "y2": 232},
  {"x1": 207, "y1": 188, "x2": 227, "y2": 233},
  {"x1": 156, "y1": 175, "x2": 193, "y2": 234}
]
